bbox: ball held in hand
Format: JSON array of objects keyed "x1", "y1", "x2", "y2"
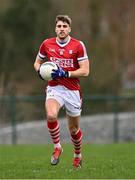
[{"x1": 39, "y1": 62, "x2": 58, "y2": 81}]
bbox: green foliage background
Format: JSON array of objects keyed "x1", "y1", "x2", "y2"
[{"x1": 0, "y1": 0, "x2": 135, "y2": 96}]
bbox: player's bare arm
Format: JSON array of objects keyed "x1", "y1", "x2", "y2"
[
  {"x1": 69, "y1": 59, "x2": 90, "y2": 78},
  {"x1": 51, "y1": 59, "x2": 90, "y2": 80},
  {"x1": 34, "y1": 57, "x2": 43, "y2": 72}
]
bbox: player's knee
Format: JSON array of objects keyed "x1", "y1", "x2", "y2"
[{"x1": 47, "y1": 112, "x2": 58, "y2": 121}]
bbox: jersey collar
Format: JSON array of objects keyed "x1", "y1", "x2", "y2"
[{"x1": 56, "y1": 36, "x2": 71, "y2": 47}]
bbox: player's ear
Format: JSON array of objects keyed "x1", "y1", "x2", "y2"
[{"x1": 69, "y1": 27, "x2": 71, "y2": 33}]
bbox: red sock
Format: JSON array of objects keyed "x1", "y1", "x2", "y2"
[
  {"x1": 47, "y1": 120, "x2": 60, "y2": 145},
  {"x1": 71, "y1": 129, "x2": 82, "y2": 155}
]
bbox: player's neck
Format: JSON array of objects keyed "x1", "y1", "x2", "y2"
[{"x1": 57, "y1": 36, "x2": 70, "y2": 44}]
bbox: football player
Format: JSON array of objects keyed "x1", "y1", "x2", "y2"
[{"x1": 34, "y1": 15, "x2": 90, "y2": 168}]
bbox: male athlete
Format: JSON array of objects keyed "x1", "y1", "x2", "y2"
[{"x1": 34, "y1": 15, "x2": 90, "y2": 168}]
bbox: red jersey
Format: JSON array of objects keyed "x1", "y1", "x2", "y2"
[{"x1": 38, "y1": 36, "x2": 88, "y2": 90}]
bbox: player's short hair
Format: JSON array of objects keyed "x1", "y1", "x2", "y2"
[{"x1": 55, "y1": 15, "x2": 72, "y2": 27}]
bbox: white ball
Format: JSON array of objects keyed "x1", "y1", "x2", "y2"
[{"x1": 39, "y1": 62, "x2": 58, "y2": 81}]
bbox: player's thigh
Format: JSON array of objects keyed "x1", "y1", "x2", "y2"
[
  {"x1": 67, "y1": 115, "x2": 80, "y2": 133},
  {"x1": 45, "y1": 98, "x2": 61, "y2": 120},
  {"x1": 65, "y1": 90, "x2": 82, "y2": 117}
]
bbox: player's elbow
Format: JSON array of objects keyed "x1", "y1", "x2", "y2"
[
  {"x1": 34, "y1": 62, "x2": 37, "y2": 71},
  {"x1": 34, "y1": 60, "x2": 41, "y2": 72},
  {"x1": 81, "y1": 60, "x2": 90, "y2": 77},
  {"x1": 83, "y1": 69, "x2": 89, "y2": 77}
]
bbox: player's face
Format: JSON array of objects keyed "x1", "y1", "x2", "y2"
[{"x1": 55, "y1": 21, "x2": 71, "y2": 40}]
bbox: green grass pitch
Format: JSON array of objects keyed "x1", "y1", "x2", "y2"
[{"x1": 0, "y1": 143, "x2": 135, "y2": 179}]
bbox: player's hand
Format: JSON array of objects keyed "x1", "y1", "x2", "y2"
[{"x1": 51, "y1": 66, "x2": 69, "y2": 79}]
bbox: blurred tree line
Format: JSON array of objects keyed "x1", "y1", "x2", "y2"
[
  {"x1": 0, "y1": 0, "x2": 135, "y2": 96},
  {"x1": 0, "y1": 0, "x2": 53, "y2": 95}
]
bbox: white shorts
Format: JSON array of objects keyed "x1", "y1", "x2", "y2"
[{"x1": 46, "y1": 85, "x2": 82, "y2": 117}]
